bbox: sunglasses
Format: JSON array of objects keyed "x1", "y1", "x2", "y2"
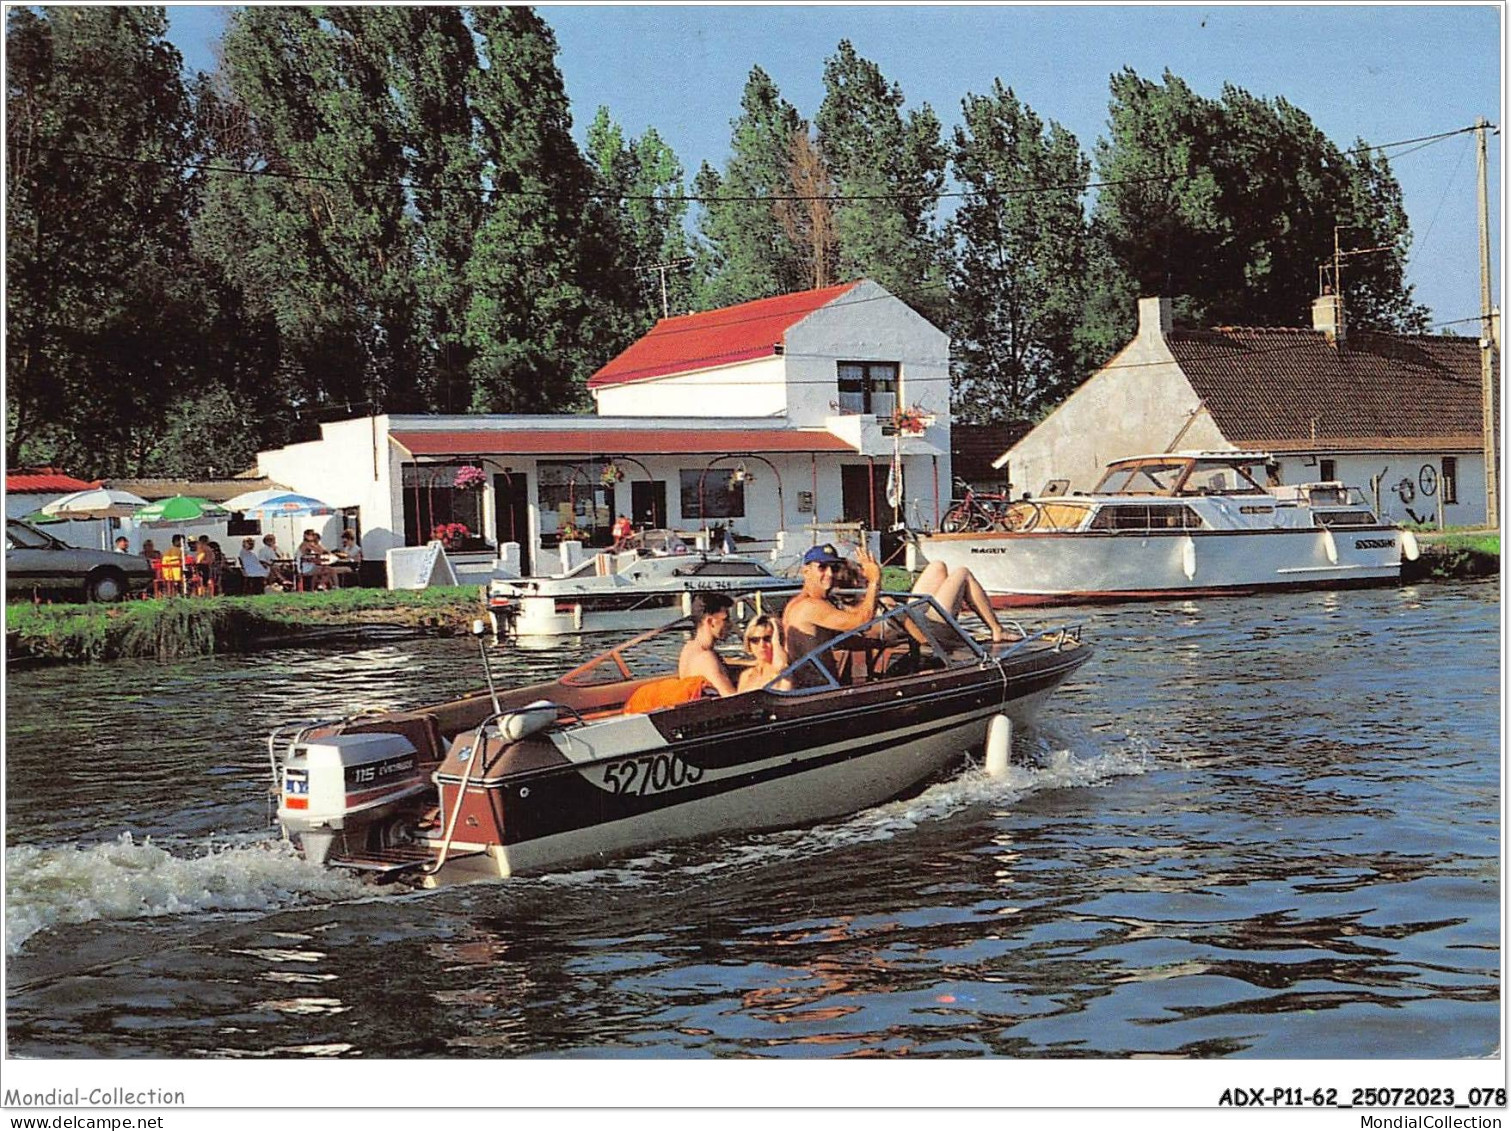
[{"x1": 747, "y1": 633, "x2": 774, "y2": 645}]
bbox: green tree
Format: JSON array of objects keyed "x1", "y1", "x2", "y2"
[
  {"x1": 463, "y1": 7, "x2": 639, "y2": 412},
  {"x1": 5, "y1": 6, "x2": 205, "y2": 474},
  {"x1": 815, "y1": 41, "x2": 948, "y2": 323},
  {"x1": 694, "y1": 66, "x2": 811, "y2": 307},
  {"x1": 587, "y1": 107, "x2": 700, "y2": 324},
  {"x1": 1093, "y1": 68, "x2": 1427, "y2": 331},
  {"x1": 196, "y1": 6, "x2": 420, "y2": 420},
  {"x1": 948, "y1": 81, "x2": 1092, "y2": 423}
]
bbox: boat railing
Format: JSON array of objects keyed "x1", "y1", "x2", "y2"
[{"x1": 992, "y1": 623, "x2": 1084, "y2": 658}]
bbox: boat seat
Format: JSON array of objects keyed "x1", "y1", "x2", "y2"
[{"x1": 622, "y1": 676, "x2": 712, "y2": 714}]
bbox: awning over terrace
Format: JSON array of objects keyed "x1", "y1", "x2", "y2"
[{"x1": 389, "y1": 428, "x2": 858, "y2": 458}]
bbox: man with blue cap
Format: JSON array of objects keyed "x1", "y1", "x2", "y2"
[{"x1": 781, "y1": 541, "x2": 882, "y2": 668}]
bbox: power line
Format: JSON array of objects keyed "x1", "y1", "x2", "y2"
[{"x1": 25, "y1": 120, "x2": 1493, "y2": 206}]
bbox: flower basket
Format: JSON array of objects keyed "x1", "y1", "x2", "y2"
[
  {"x1": 431, "y1": 522, "x2": 475, "y2": 551},
  {"x1": 891, "y1": 405, "x2": 932, "y2": 435},
  {"x1": 600, "y1": 464, "x2": 626, "y2": 486},
  {"x1": 453, "y1": 466, "x2": 486, "y2": 490}
]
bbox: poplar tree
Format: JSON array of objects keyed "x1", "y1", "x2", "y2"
[
  {"x1": 463, "y1": 6, "x2": 639, "y2": 412},
  {"x1": 694, "y1": 66, "x2": 810, "y2": 307},
  {"x1": 948, "y1": 81, "x2": 1092, "y2": 423},
  {"x1": 815, "y1": 41, "x2": 948, "y2": 324},
  {"x1": 587, "y1": 107, "x2": 700, "y2": 324},
  {"x1": 197, "y1": 6, "x2": 420, "y2": 418}
]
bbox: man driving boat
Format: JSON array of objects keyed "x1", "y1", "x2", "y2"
[{"x1": 780, "y1": 543, "x2": 883, "y2": 678}]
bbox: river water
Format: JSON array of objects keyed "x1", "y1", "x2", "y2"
[{"x1": 3, "y1": 582, "x2": 1500, "y2": 1070}]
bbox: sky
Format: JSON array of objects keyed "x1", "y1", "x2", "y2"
[{"x1": 164, "y1": 3, "x2": 1504, "y2": 331}]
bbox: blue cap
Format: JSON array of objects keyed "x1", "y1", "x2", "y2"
[{"x1": 802, "y1": 543, "x2": 844, "y2": 566}]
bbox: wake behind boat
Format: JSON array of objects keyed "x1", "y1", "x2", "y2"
[
  {"x1": 270, "y1": 589, "x2": 1092, "y2": 885},
  {"x1": 920, "y1": 451, "x2": 1421, "y2": 607},
  {"x1": 486, "y1": 528, "x2": 789, "y2": 638}
]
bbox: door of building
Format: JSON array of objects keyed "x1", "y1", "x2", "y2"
[
  {"x1": 630, "y1": 480, "x2": 667, "y2": 530},
  {"x1": 493, "y1": 472, "x2": 530, "y2": 576},
  {"x1": 840, "y1": 463, "x2": 901, "y2": 562}
]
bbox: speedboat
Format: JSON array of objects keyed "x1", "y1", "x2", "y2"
[
  {"x1": 486, "y1": 528, "x2": 790, "y2": 638},
  {"x1": 919, "y1": 451, "x2": 1421, "y2": 607},
  {"x1": 270, "y1": 590, "x2": 1093, "y2": 885}
]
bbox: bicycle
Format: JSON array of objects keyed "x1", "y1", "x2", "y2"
[{"x1": 939, "y1": 479, "x2": 1042, "y2": 533}]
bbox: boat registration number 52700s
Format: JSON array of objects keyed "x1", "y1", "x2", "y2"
[{"x1": 597, "y1": 752, "x2": 705, "y2": 796}]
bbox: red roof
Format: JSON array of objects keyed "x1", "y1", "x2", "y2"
[
  {"x1": 390, "y1": 428, "x2": 856, "y2": 457},
  {"x1": 5, "y1": 468, "x2": 98, "y2": 494},
  {"x1": 587, "y1": 283, "x2": 861, "y2": 390}
]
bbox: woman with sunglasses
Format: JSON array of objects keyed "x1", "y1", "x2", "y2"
[{"x1": 737, "y1": 613, "x2": 792, "y2": 693}]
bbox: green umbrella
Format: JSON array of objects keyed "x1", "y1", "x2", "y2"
[
  {"x1": 134, "y1": 496, "x2": 231, "y2": 596},
  {"x1": 134, "y1": 495, "x2": 230, "y2": 523}
]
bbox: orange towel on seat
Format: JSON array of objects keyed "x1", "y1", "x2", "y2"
[{"x1": 623, "y1": 676, "x2": 711, "y2": 714}]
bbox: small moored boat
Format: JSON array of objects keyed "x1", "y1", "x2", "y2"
[
  {"x1": 920, "y1": 451, "x2": 1420, "y2": 607},
  {"x1": 270, "y1": 590, "x2": 1093, "y2": 885},
  {"x1": 486, "y1": 528, "x2": 789, "y2": 638}
]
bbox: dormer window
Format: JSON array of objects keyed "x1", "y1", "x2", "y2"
[{"x1": 836, "y1": 361, "x2": 898, "y2": 417}]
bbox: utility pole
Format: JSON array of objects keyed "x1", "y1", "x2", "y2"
[{"x1": 1476, "y1": 117, "x2": 1499, "y2": 528}]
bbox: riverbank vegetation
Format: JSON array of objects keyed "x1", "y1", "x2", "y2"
[
  {"x1": 1408, "y1": 532, "x2": 1501, "y2": 581},
  {"x1": 6, "y1": 587, "x2": 482, "y2": 663}
]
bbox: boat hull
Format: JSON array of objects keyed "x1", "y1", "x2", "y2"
[
  {"x1": 423, "y1": 652, "x2": 1081, "y2": 885},
  {"x1": 919, "y1": 526, "x2": 1404, "y2": 607}
]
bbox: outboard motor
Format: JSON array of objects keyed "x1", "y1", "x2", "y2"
[{"x1": 278, "y1": 732, "x2": 426, "y2": 865}]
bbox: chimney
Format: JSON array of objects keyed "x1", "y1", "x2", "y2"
[
  {"x1": 1312, "y1": 292, "x2": 1346, "y2": 346},
  {"x1": 1137, "y1": 296, "x2": 1173, "y2": 345}
]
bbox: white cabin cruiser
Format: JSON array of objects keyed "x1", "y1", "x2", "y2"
[
  {"x1": 919, "y1": 452, "x2": 1420, "y2": 607},
  {"x1": 486, "y1": 529, "x2": 790, "y2": 637}
]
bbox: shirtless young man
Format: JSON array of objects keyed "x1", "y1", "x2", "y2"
[
  {"x1": 780, "y1": 543, "x2": 883, "y2": 666},
  {"x1": 677, "y1": 591, "x2": 739, "y2": 697}
]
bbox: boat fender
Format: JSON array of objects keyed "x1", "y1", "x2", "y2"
[
  {"x1": 1399, "y1": 528, "x2": 1421, "y2": 562},
  {"x1": 499, "y1": 700, "x2": 559, "y2": 742},
  {"x1": 984, "y1": 715, "x2": 1012, "y2": 779},
  {"x1": 1320, "y1": 526, "x2": 1339, "y2": 565},
  {"x1": 1180, "y1": 535, "x2": 1197, "y2": 581}
]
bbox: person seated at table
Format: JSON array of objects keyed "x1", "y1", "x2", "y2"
[
  {"x1": 158, "y1": 535, "x2": 187, "y2": 584},
  {"x1": 238, "y1": 536, "x2": 269, "y2": 595},
  {"x1": 193, "y1": 535, "x2": 224, "y2": 594},
  {"x1": 297, "y1": 529, "x2": 337, "y2": 591},
  {"x1": 140, "y1": 539, "x2": 161, "y2": 563},
  {"x1": 256, "y1": 534, "x2": 291, "y2": 588},
  {"x1": 335, "y1": 529, "x2": 362, "y2": 564}
]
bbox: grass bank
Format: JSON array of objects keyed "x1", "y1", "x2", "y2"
[
  {"x1": 6, "y1": 586, "x2": 482, "y2": 663},
  {"x1": 1405, "y1": 531, "x2": 1500, "y2": 582}
]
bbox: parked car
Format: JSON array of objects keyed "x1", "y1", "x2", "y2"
[{"x1": 5, "y1": 518, "x2": 153, "y2": 602}]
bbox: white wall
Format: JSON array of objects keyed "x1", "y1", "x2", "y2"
[
  {"x1": 1002, "y1": 301, "x2": 1228, "y2": 496},
  {"x1": 258, "y1": 416, "x2": 399, "y2": 555},
  {"x1": 1270, "y1": 451, "x2": 1489, "y2": 526},
  {"x1": 592, "y1": 357, "x2": 787, "y2": 416}
]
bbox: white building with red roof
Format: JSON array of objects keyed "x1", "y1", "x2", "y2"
[{"x1": 253, "y1": 280, "x2": 953, "y2": 575}]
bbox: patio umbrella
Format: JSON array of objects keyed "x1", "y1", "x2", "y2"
[
  {"x1": 41, "y1": 487, "x2": 151, "y2": 548},
  {"x1": 224, "y1": 489, "x2": 335, "y2": 518},
  {"x1": 41, "y1": 487, "x2": 150, "y2": 520},
  {"x1": 134, "y1": 496, "x2": 231, "y2": 595}
]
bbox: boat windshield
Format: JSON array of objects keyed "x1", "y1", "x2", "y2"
[
  {"x1": 769, "y1": 594, "x2": 983, "y2": 694},
  {"x1": 1177, "y1": 460, "x2": 1268, "y2": 496},
  {"x1": 1093, "y1": 460, "x2": 1189, "y2": 495}
]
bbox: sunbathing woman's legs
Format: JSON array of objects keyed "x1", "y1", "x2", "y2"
[{"x1": 912, "y1": 560, "x2": 1007, "y2": 642}]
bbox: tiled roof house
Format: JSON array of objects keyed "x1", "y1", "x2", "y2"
[{"x1": 999, "y1": 296, "x2": 1500, "y2": 526}]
